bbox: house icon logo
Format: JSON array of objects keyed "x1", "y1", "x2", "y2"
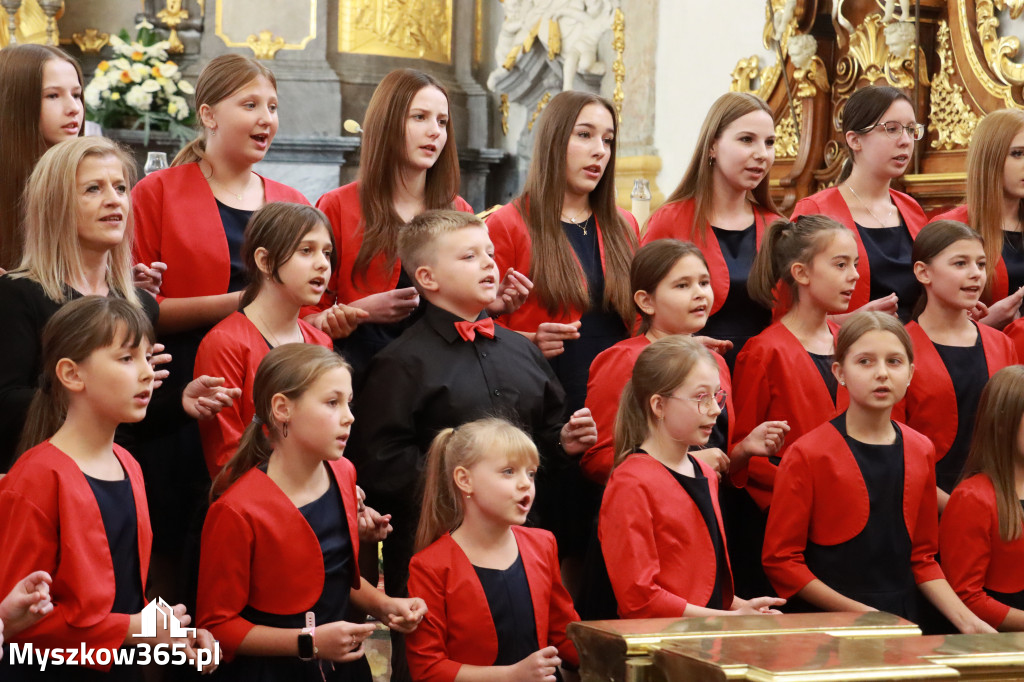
[{"x1": 134, "y1": 597, "x2": 197, "y2": 639}]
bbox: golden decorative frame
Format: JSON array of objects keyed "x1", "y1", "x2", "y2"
[{"x1": 215, "y1": 0, "x2": 316, "y2": 58}]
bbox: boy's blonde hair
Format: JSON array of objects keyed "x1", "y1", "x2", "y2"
[{"x1": 397, "y1": 209, "x2": 487, "y2": 275}]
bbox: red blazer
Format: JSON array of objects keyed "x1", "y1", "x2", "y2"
[
  {"x1": 940, "y1": 473, "x2": 1024, "y2": 628},
  {"x1": 405, "y1": 526, "x2": 579, "y2": 682},
  {"x1": 893, "y1": 322, "x2": 1017, "y2": 463},
  {"x1": 642, "y1": 198, "x2": 780, "y2": 316},
  {"x1": 313, "y1": 181, "x2": 473, "y2": 308},
  {"x1": 197, "y1": 458, "x2": 360, "y2": 661},
  {"x1": 194, "y1": 311, "x2": 333, "y2": 478},
  {"x1": 763, "y1": 419, "x2": 944, "y2": 599},
  {"x1": 0, "y1": 442, "x2": 152, "y2": 670},
  {"x1": 1005, "y1": 317, "x2": 1024, "y2": 359},
  {"x1": 731, "y1": 321, "x2": 849, "y2": 509},
  {"x1": 933, "y1": 204, "x2": 1011, "y2": 303},
  {"x1": 599, "y1": 452, "x2": 733, "y2": 617},
  {"x1": 582, "y1": 335, "x2": 735, "y2": 484},
  {"x1": 791, "y1": 187, "x2": 928, "y2": 313},
  {"x1": 132, "y1": 163, "x2": 309, "y2": 300},
  {"x1": 486, "y1": 201, "x2": 640, "y2": 331}
]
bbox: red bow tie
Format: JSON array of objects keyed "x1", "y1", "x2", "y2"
[{"x1": 454, "y1": 318, "x2": 495, "y2": 342}]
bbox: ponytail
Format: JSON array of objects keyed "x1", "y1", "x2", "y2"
[
  {"x1": 17, "y1": 376, "x2": 67, "y2": 458},
  {"x1": 748, "y1": 215, "x2": 847, "y2": 308},
  {"x1": 413, "y1": 418, "x2": 539, "y2": 553},
  {"x1": 612, "y1": 379, "x2": 648, "y2": 467},
  {"x1": 211, "y1": 343, "x2": 350, "y2": 500}
]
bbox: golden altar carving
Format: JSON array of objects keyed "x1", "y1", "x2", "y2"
[{"x1": 337, "y1": 0, "x2": 452, "y2": 65}]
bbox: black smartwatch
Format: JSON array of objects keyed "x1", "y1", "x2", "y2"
[{"x1": 298, "y1": 611, "x2": 316, "y2": 660}]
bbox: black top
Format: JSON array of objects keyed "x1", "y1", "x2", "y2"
[
  {"x1": 855, "y1": 220, "x2": 920, "y2": 322},
  {"x1": 808, "y1": 351, "x2": 838, "y2": 405},
  {"x1": 708, "y1": 403, "x2": 729, "y2": 454},
  {"x1": 0, "y1": 276, "x2": 160, "y2": 471},
  {"x1": 215, "y1": 199, "x2": 253, "y2": 294},
  {"x1": 552, "y1": 218, "x2": 628, "y2": 414},
  {"x1": 706, "y1": 224, "x2": 771, "y2": 369},
  {"x1": 348, "y1": 301, "x2": 567, "y2": 514},
  {"x1": 231, "y1": 468, "x2": 355, "y2": 682},
  {"x1": 663, "y1": 455, "x2": 729, "y2": 609},
  {"x1": 932, "y1": 331, "x2": 988, "y2": 493},
  {"x1": 806, "y1": 416, "x2": 917, "y2": 619},
  {"x1": 84, "y1": 472, "x2": 144, "y2": 615},
  {"x1": 1003, "y1": 231, "x2": 1024, "y2": 299},
  {"x1": 473, "y1": 554, "x2": 539, "y2": 665}
]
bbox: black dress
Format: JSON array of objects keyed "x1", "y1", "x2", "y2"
[
  {"x1": 217, "y1": 471, "x2": 357, "y2": 682},
  {"x1": 856, "y1": 219, "x2": 921, "y2": 322},
  {"x1": 932, "y1": 333, "x2": 988, "y2": 493},
  {"x1": 706, "y1": 224, "x2": 771, "y2": 370},
  {"x1": 1003, "y1": 231, "x2": 1024, "y2": 309},
  {"x1": 473, "y1": 554, "x2": 539, "y2": 665}
]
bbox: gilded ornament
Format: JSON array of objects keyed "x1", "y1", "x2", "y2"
[
  {"x1": 527, "y1": 91, "x2": 551, "y2": 132},
  {"x1": 156, "y1": 0, "x2": 189, "y2": 54},
  {"x1": 977, "y1": 0, "x2": 1024, "y2": 87},
  {"x1": 502, "y1": 45, "x2": 522, "y2": 71},
  {"x1": 473, "y1": 0, "x2": 482, "y2": 66},
  {"x1": 929, "y1": 21, "x2": 981, "y2": 150},
  {"x1": 953, "y1": 0, "x2": 1018, "y2": 107},
  {"x1": 500, "y1": 93, "x2": 510, "y2": 136},
  {"x1": 338, "y1": 0, "x2": 452, "y2": 64},
  {"x1": 246, "y1": 29, "x2": 285, "y2": 60},
  {"x1": 814, "y1": 140, "x2": 849, "y2": 190},
  {"x1": 547, "y1": 18, "x2": 560, "y2": 60},
  {"x1": 796, "y1": 56, "x2": 830, "y2": 98},
  {"x1": 72, "y1": 27, "x2": 109, "y2": 54},
  {"x1": 730, "y1": 56, "x2": 762, "y2": 94},
  {"x1": 775, "y1": 103, "x2": 802, "y2": 159},
  {"x1": 838, "y1": 13, "x2": 927, "y2": 91},
  {"x1": 611, "y1": 7, "x2": 624, "y2": 118}
]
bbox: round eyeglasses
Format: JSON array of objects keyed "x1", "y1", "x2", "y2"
[
  {"x1": 666, "y1": 389, "x2": 728, "y2": 415},
  {"x1": 861, "y1": 121, "x2": 926, "y2": 141}
]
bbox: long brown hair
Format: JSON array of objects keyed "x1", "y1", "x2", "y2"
[
  {"x1": 415, "y1": 418, "x2": 539, "y2": 553},
  {"x1": 630, "y1": 239, "x2": 708, "y2": 334},
  {"x1": 910, "y1": 219, "x2": 984, "y2": 319},
  {"x1": 240, "y1": 202, "x2": 336, "y2": 307},
  {"x1": 613, "y1": 335, "x2": 716, "y2": 465},
  {"x1": 662, "y1": 92, "x2": 779, "y2": 245},
  {"x1": 173, "y1": 54, "x2": 277, "y2": 167},
  {"x1": 747, "y1": 215, "x2": 847, "y2": 308},
  {"x1": 10, "y1": 137, "x2": 140, "y2": 306},
  {"x1": 0, "y1": 44, "x2": 84, "y2": 270},
  {"x1": 965, "y1": 108, "x2": 1024, "y2": 298},
  {"x1": 354, "y1": 69, "x2": 461, "y2": 285},
  {"x1": 516, "y1": 91, "x2": 637, "y2": 323},
  {"x1": 962, "y1": 365, "x2": 1024, "y2": 542},
  {"x1": 17, "y1": 296, "x2": 154, "y2": 457},
  {"x1": 211, "y1": 344, "x2": 351, "y2": 499},
  {"x1": 839, "y1": 85, "x2": 914, "y2": 183}
]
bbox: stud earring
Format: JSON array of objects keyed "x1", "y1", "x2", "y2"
[{"x1": 839, "y1": 380, "x2": 846, "y2": 386}]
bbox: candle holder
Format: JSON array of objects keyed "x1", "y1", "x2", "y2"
[
  {"x1": 36, "y1": 0, "x2": 61, "y2": 46},
  {"x1": 1, "y1": 0, "x2": 23, "y2": 46}
]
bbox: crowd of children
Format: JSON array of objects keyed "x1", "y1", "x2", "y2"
[{"x1": 1, "y1": 41, "x2": 1023, "y2": 682}]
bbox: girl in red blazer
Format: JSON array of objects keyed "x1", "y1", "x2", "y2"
[
  {"x1": 894, "y1": 221, "x2": 1018, "y2": 510},
  {"x1": 583, "y1": 239, "x2": 789, "y2": 484},
  {"x1": 940, "y1": 365, "x2": 1024, "y2": 630},
  {"x1": 934, "y1": 109, "x2": 1024, "y2": 327},
  {"x1": 763, "y1": 311, "x2": 994, "y2": 635},
  {"x1": 194, "y1": 203, "x2": 335, "y2": 478},
  {"x1": 791, "y1": 86, "x2": 928, "y2": 321},
  {"x1": 0, "y1": 297, "x2": 217, "y2": 676},
  {"x1": 599, "y1": 336, "x2": 785, "y2": 619},
  {"x1": 407, "y1": 418, "x2": 579, "y2": 682},
  {"x1": 198, "y1": 344, "x2": 424, "y2": 681},
  {"x1": 643, "y1": 92, "x2": 781, "y2": 366}
]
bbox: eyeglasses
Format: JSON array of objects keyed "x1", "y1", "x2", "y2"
[
  {"x1": 860, "y1": 121, "x2": 926, "y2": 141},
  {"x1": 666, "y1": 389, "x2": 728, "y2": 415}
]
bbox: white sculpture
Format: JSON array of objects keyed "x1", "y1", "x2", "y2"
[
  {"x1": 552, "y1": 0, "x2": 614, "y2": 92},
  {"x1": 883, "y1": 20, "x2": 915, "y2": 60},
  {"x1": 832, "y1": 0, "x2": 854, "y2": 42},
  {"x1": 773, "y1": 0, "x2": 797, "y2": 42},
  {"x1": 883, "y1": 0, "x2": 913, "y2": 23},
  {"x1": 787, "y1": 33, "x2": 818, "y2": 70}
]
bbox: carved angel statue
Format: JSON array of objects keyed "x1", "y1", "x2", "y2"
[
  {"x1": 787, "y1": 33, "x2": 817, "y2": 70},
  {"x1": 487, "y1": 0, "x2": 526, "y2": 90},
  {"x1": 773, "y1": 0, "x2": 797, "y2": 42},
  {"x1": 551, "y1": 0, "x2": 616, "y2": 92}
]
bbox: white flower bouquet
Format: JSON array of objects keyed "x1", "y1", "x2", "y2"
[{"x1": 84, "y1": 21, "x2": 196, "y2": 144}]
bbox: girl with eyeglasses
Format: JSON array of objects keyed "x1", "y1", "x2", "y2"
[
  {"x1": 934, "y1": 109, "x2": 1024, "y2": 329},
  {"x1": 791, "y1": 85, "x2": 928, "y2": 321},
  {"x1": 598, "y1": 335, "x2": 785, "y2": 618},
  {"x1": 764, "y1": 312, "x2": 994, "y2": 635}
]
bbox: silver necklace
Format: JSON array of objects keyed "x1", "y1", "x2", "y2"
[{"x1": 846, "y1": 184, "x2": 895, "y2": 227}]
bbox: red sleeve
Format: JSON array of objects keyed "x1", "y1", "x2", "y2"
[
  {"x1": 789, "y1": 196, "x2": 824, "y2": 220},
  {"x1": 197, "y1": 501, "x2": 256, "y2": 661},
  {"x1": 194, "y1": 328, "x2": 249, "y2": 479},
  {"x1": 581, "y1": 345, "x2": 634, "y2": 483},
  {"x1": 641, "y1": 206, "x2": 680, "y2": 244},
  {"x1": 0, "y1": 488, "x2": 130, "y2": 665},
  {"x1": 405, "y1": 553, "x2": 462, "y2": 682},
  {"x1": 729, "y1": 341, "x2": 772, "y2": 487},
  {"x1": 910, "y1": 451, "x2": 945, "y2": 585},
  {"x1": 762, "y1": 444, "x2": 817, "y2": 598},
  {"x1": 486, "y1": 208, "x2": 530, "y2": 305},
  {"x1": 1005, "y1": 319, "x2": 1024, "y2": 360},
  {"x1": 939, "y1": 482, "x2": 1011, "y2": 628},
  {"x1": 542, "y1": 533, "x2": 580, "y2": 666},
  {"x1": 131, "y1": 176, "x2": 166, "y2": 302},
  {"x1": 599, "y1": 468, "x2": 689, "y2": 617}
]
